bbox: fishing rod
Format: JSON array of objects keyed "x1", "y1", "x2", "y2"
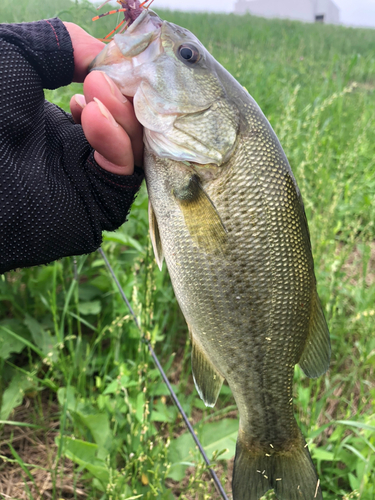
[{"x1": 98, "y1": 247, "x2": 229, "y2": 500}]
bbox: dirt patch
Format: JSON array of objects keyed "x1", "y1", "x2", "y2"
[
  {"x1": 0, "y1": 397, "x2": 86, "y2": 500},
  {"x1": 340, "y1": 241, "x2": 375, "y2": 287},
  {"x1": 354, "y1": 81, "x2": 375, "y2": 92}
]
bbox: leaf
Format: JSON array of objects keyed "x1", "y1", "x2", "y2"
[
  {"x1": 0, "y1": 319, "x2": 29, "y2": 360},
  {"x1": 8, "y1": 442, "x2": 39, "y2": 489},
  {"x1": 167, "y1": 418, "x2": 238, "y2": 481},
  {"x1": 90, "y1": 275, "x2": 111, "y2": 291},
  {"x1": 336, "y1": 420, "x2": 375, "y2": 432},
  {"x1": 150, "y1": 400, "x2": 177, "y2": 423},
  {"x1": 102, "y1": 376, "x2": 138, "y2": 395},
  {"x1": 150, "y1": 383, "x2": 171, "y2": 397},
  {"x1": 57, "y1": 389, "x2": 112, "y2": 458},
  {"x1": 150, "y1": 411, "x2": 171, "y2": 423},
  {"x1": 24, "y1": 315, "x2": 58, "y2": 362},
  {"x1": 167, "y1": 431, "x2": 196, "y2": 481},
  {"x1": 103, "y1": 231, "x2": 144, "y2": 252},
  {"x1": 0, "y1": 373, "x2": 35, "y2": 420},
  {"x1": 307, "y1": 423, "x2": 332, "y2": 440},
  {"x1": 0, "y1": 326, "x2": 44, "y2": 358},
  {"x1": 57, "y1": 387, "x2": 78, "y2": 411},
  {"x1": 348, "y1": 472, "x2": 360, "y2": 491},
  {"x1": 343, "y1": 444, "x2": 368, "y2": 463},
  {"x1": 103, "y1": 380, "x2": 119, "y2": 395},
  {"x1": 219, "y1": 384, "x2": 233, "y2": 396},
  {"x1": 57, "y1": 436, "x2": 109, "y2": 485},
  {"x1": 78, "y1": 301, "x2": 102, "y2": 316},
  {"x1": 78, "y1": 285, "x2": 101, "y2": 301},
  {"x1": 135, "y1": 392, "x2": 145, "y2": 423},
  {"x1": 311, "y1": 448, "x2": 336, "y2": 461},
  {"x1": 0, "y1": 420, "x2": 41, "y2": 428},
  {"x1": 201, "y1": 418, "x2": 238, "y2": 460},
  {"x1": 77, "y1": 412, "x2": 112, "y2": 459}
]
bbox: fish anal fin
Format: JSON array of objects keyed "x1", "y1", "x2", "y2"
[
  {"x1": 190, "y1": 330, "x2": 224, "y2": 408},
  {"x1": 174, "y1": 175, "x2": 227, "y2": 256},
  {"x1": 233, "y1": 429, "x2": 322, "y2": 500},
  {"x1": 299, "y1": 293, "x2": 331, "y2": 378},
  {"x1": 148, "y1": 199, "x2": 164, "y2": 271}
]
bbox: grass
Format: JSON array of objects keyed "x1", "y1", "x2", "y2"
[{"x1": 1, "y1": 1, "x2": 375, "y2": 499}]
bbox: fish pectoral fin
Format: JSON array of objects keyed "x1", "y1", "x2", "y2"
[
  {"x1": 191, "y1": 334, "x2": 224, "y2": 408},
  {"x1": 298, "y1": 293, "x2": 331, "y2": 378},
  {"x1": 174, "y1": 175, "x2": 227, "y2": 256},
  {"x1": 148, "y1": 200, "x2": 164, "y2": 271}
]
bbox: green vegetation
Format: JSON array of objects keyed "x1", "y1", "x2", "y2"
[{"x1": 1, "y1": 1, "x2": 375, "y2": 499}]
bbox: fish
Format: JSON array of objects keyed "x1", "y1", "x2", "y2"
[{"x1": 90, "y1": 7, "x2": 331, "y2": 500}]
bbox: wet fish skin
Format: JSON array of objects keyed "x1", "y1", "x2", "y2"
[
  {"x1": 91, "y1": 11, "x2": 330, "y2": 500},
  {"x1": 144, "y1": 93, "x2": 329, "y2": 500}
]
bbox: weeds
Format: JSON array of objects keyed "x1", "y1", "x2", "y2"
[{"x1": 1, "y1": 1, "x2": 375, "y2": 499}]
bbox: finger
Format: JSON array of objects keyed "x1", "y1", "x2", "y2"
[
  {"x1": 81, "y1": 99, "x2": 134, "y2": 176},
  {"x1": 83, "y1": 71, "x2": 143, "y2": 166},
  {"x1": 70, "y1": 94, "x2": 86, "y2": 124}
]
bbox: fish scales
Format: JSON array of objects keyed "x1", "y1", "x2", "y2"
[
  {"x1": 145, "y1": 105, "x2": 312, "y2": 448},
  {"x1": 91, "y1": 8, "x2": 331, "y2": 499}
]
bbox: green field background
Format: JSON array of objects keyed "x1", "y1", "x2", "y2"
[{"x1": 0, "y1": 1, "x2": 374, "y2": 499}]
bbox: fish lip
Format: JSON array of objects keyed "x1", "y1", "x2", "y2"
[
  {"x1": 89, "y1": 9, "x2": 163, "y2": 72},
  {"x1": 127, "y1": 8, "x2": 149, "y2": 33},
  {"x1": 127, "y1": 8, "x2": 162, "y2": 33}
]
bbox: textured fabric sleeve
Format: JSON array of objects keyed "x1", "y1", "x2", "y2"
[
  {"x1": 0, "y1": 19, "x2": 144, "y2": 274},
  {"x1": 0, "y1": 18, "x2": 74, "y2": 89}
]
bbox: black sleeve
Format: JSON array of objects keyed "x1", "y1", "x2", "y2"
[{"x1": 0, "y1": 18, "x2": 144, "y2": 274}]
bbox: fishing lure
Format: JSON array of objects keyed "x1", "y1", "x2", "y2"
[{"x1": 93, "y1": 0, "x2": 154, "y2": 39}]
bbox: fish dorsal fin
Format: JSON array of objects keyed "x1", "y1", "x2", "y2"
[
  {"x1": 299, "y1": 293, "x2": 331, "y2": 378},
  {"x1": 148, "y1": 199, "x2": 164, "y2": 271},
  {"x1": 189, "y1": 327, "x2": 224, "y2": 407},
  {"x1": 173, "y1": 175, "x2": 227, "y2": 256}
]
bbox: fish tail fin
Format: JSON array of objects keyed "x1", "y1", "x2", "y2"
[{"x1": 232, "y1": 430, "x2": 322, "y2": 500}]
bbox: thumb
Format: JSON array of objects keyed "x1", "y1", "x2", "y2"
[{"x1": 63, "y1": 22, "x2": 105, "y2": 82}]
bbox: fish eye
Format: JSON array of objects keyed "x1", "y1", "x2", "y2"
[{"x1": 178, "y1": 43, "x2": 200, "y2": 64}]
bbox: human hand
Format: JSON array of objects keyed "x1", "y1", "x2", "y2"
[
  {"x1": 0, "y1": 18, "x2": 145, "y2": 273},
  {"x1": 64, "y1": 23, "x2": 143, "y2": 175}
]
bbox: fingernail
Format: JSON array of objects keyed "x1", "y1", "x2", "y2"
[
  {"x1": 74, "y1": 94, "x2": 86, "y2": 109},
  {"x1": 93, "y1": 97, "x2": 119, "y2": 128},
  {"x1": 101, "y1": 72, "x2": 127, "y2": 103}
]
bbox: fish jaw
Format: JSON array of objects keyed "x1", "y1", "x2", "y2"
[{"x1": 134, "y1": 80, "x2": 239, "y2": 165}]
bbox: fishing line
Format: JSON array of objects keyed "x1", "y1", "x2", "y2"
[{"x1": 98, "y1": 247, "x2": 229, "y2": 500}]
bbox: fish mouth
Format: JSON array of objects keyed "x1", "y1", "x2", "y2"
[{"x1": 89, "y1": 9, "x2": 163, "y2": 74}]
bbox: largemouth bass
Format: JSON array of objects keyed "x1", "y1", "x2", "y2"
[{"x1": 91, "y1": 8, "x2": 331, "y2": 500}]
